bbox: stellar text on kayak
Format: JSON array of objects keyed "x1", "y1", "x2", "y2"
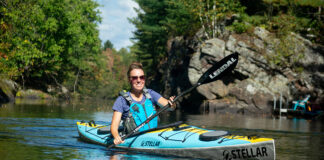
[{"x1": 223, "y1": 146, "x2": 268, "y2": 160}]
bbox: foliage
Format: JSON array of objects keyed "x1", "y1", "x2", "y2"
[
  {"x1": 0, "y1": 0, "x2": 136, "y2": 99},
  {"x1": 54, "y1": 46, "x2": 136, "y2": 99},
  {"x1": 171, "y1": 0, "x2": 245, "y2": 38},
  {"x1": 229, "y1": 13, "x2": 253, "y2": 34},
  {"x1": 130, "y1": 0, "x2": 246, "y2": 76},
  {"x1": 231, "y1": 21, "x2": 249, "y2": 33},
  {"x1": 0, "y1": 0, "x2": 102, "y2": 93},
  {"x1": 246, "y1": 0, "x2": 324, "y2": 43},
  {"x1": 129, "y1": 0, "x2": 170, "y2": 75},
  {"x1": 87, "y1": 48, "x2": 136, "y2": 99},
  {"x1": 103, "y1": 40, "x2": 114, "y2": 50},
  {"x1": 238, "y1": 0, "x2": 323, "y2": 71},
  {"x1": 163, "y1": 0, "x2": 201, "y2": 37}
]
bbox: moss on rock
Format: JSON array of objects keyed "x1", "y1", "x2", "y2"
[{"x1": 16, "y1": 89, "x2": 53, "y2": 99}]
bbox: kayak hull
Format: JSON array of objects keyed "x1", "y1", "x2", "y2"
[{"x1": 77, "y1": 121, "x2": 275, "y2": 160}]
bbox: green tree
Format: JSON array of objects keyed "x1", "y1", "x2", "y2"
[
  {"x1": 169, "y1": 0, "x2": 244, "y2": 38},
  {"x1": 130, "y1": 0, "x2": 245, "y2": 76},
  {"x1": 129, "y1": 0, "x2": 170, "y2": 75},
  {"x1": 0, "y1": 0, "x2": 102, "y2": 93},
  {"x1": 103, "y1": 40, "x2": 114, "y2": 50},
  {"x1": 92, "y1": 47, "x2": 136, "y2": 99}
]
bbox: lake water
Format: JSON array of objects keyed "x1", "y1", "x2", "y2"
[{"x1": 0, "y1": 99, "x2": 323, "y2": 160}]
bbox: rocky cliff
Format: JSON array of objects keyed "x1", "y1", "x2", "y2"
[{"x1": 155, "y1": 27, "x2": 324, "y2": 115}]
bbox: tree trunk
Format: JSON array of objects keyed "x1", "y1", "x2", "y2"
[
  {"x1": 212, "y1": 3, "x2": 216, "y2": 38},
  {"x1": 73, "y1": 70, "x2": 80, "y2": 93},
  {"x1": 318, "y1": 7, "x2": 321, "y2": 21},
  {"x1": 199, "y1": 6, "x2": 209, "y2": 39}
]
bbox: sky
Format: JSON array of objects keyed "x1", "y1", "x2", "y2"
[{"x1": 95, "y1": 0, "x2": 139, "y2": 50}]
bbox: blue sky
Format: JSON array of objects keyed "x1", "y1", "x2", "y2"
[{"x1": 95, "y1": 0, "x2": 139, "y2": 50}]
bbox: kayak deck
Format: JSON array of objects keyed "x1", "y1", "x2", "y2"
[{"x1": 77, "y1": 121, "x2": 275, "y2": 160}]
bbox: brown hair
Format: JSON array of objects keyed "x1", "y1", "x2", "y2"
[{"x1": 127, "y1": 62, "x2": 144, "y2": 78}]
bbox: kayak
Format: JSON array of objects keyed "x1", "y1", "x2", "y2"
[{"x1": 77, "y1": 121, "x2": 275, "y2": 160}]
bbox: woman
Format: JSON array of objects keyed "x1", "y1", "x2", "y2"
[{"x1": 111, "y1": 62, "x2": 175, "y2": 145}]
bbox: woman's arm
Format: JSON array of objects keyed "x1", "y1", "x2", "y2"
[
  {"x1": 157, "y1": 96, "x2": 176, "y2": 109},
  {"x1": 110, "y1": 111, "x2": 124, "y2": 145}
]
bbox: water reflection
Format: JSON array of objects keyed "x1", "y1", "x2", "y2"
[
  {"x1": 0, "y1": 99, "x2": 323, "y2": 160},
  {"x1": 180, "y1": 112, "x2": 323, "y2": 133},
  {"x1": 178, "y1": 111, "x2": 324, "y2": 160}
]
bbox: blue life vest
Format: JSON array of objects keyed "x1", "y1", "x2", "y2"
[{"x1": 120, "y1": 88, "x2": 158, "y2": 132}]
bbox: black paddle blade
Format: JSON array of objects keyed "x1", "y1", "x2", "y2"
[{"x1": 197, "y1": 52, "x2": 239, "y2": 85}]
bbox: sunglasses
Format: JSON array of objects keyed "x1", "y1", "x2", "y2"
[{"x1": 130, "y1": 75, "x2": 145, "y2": 81}]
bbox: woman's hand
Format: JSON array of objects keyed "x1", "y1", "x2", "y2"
[
  {"x1": 168, "y1": 96, "x2": 176, "y2": 110},
  {"x1": 111, "y1": 111, "x2": 124, "y2": 145},
  {"x1": 113, "y1": 135, "x2": 124, "y2": 145},
  {"x1": 158, "y1": 96, "x2": 176, "y2": 110}
]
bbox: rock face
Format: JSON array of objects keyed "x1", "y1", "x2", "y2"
[
  {"x1": 157, "y1": 27, "x2": 324, "y2": 115},
  {"x1": 0, "y1": 79, "x2": 18, "y2": 104}
]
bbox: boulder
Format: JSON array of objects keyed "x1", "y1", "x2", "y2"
[
  {"x1": 197, "y1": 80, "x2": 229, "y2": 100},
  {"x1": 0, "y1": 79, "x2": 18, "y2": 104},
  {"x1": 188, "y1": 38, "x2": 227, "y2": 85}
]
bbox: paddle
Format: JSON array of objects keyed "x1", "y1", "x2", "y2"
[{"x1": 107, "y1": 52, "x2": 239, "y2": 149}]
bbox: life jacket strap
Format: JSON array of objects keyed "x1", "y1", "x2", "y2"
[
  {"x1": 119, "y1": 90, "x2": 133, "y2": 105},
  {"x1": 119, "y1": 87, "x2": 152, "y2": 105},
  {"x1": 143, "y1": 87, "x2": 152, "y2": 100}
]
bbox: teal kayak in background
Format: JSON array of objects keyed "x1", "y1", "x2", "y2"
[{"x1": 77, "y1": 121, "x2": 275, "y2": 160}]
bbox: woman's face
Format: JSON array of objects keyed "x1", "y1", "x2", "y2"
[{"x1": 129, "y1": 69, "x2": 145, "y2": 92}]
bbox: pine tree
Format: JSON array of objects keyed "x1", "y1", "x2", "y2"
[{"x1": 130, "y1": 0, "x2": 170, "y2": 75}]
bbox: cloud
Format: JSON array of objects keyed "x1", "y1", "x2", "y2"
[{"x1": 95, "y1": 0, "x2": 139, "y2": 50}]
